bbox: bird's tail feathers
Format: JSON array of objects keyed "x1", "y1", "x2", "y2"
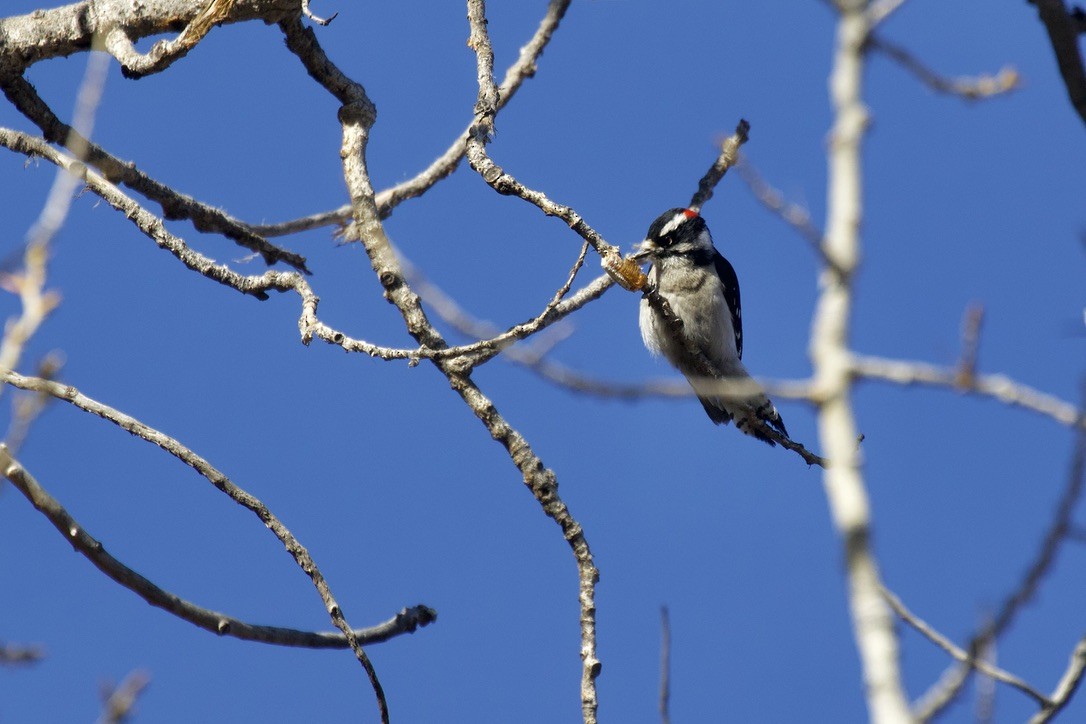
[{"x1": 699, "y1": 392, "x2": 789, "y2": 447}]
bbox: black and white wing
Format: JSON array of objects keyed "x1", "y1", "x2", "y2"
[{"x1": 712, "y1": 251, "x2": 743, "y2": 359}]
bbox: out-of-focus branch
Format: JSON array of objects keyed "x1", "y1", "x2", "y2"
[
  {"x1": 251, "y1": 0, "x2": 572, "y2": 238},
  {"x1": 97, "y1": 670, "x2": 150, "y2": 724},
  {"x1": 3, "y1": 353, "x2": 62, "y2": 453},
  {"x1": 867, "y1": 0, "x2": 910, "y2": 26},
  {"x1": 1030, "y1": 0, "x2": 1086, "y2": 126},
  {"x1": 955, "y1": 303, "x2": 985, "y2": 386},
  {"x1": 916, "y1": 422, "x2": 1086, "y2": 720},
  {"x1": 879, "y1": 585, "x2": 1049, "y2": 706},
  {"x1": 0, "y1": 75, "x2": 309, "y2": 272},
  {"x1": 736, "y1": 159, "x2": 838, "y2": 270},
  {"x1": 814, "y1": 1, "x2": 911, "y2": 721},
  {"x1": 0, "y1": 641, "x2": 44, "y2": 665},
  {"x1": 687, "y1": 119, "x2": 749, "y2": 213},
  {"x1": 852, "y1": 354, "x2": 1083, "y2": 428},
  {"x1": 869, "y1": 35, "x2": 1020, "y2": 100},
  {"x1": 0, "y1": 49, "x2": 108, "y2": 399}
]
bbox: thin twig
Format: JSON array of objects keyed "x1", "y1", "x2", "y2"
[
  {"x1": 688, "y1": 119, "x2": 750, "y2": 213},
  {"x1": 463, "y1": 1, "x2": 617, "y2": 278},
  {"x1": 251, "y1": 0, "x2": 573, "y2": 238},
  {"x1": 280, "y1": 9, "x2": 599, "y2": 722},
  {"x1": 455, "y1": 4, "x2": 607, "y2": 719},
  {"x1": 0, "y1": 49, "x2": 107, "y2": 397},
  {"x1": 0, "y1": 374, "x2": 387, "y2": 721},
  {"x1": 851, "y1": 354, "x2": 1083, "y2": 429},
  {"x1": 401, "y1": 241, "x2": 598, "y2": 366},
  {"x1": 879, "y1": 585, "x2": 1050, "y2": 706},
  {"x1": 0, "y1": 75, "x2": 309, "y2": 272},
  {"x1": 0, "y1": 381, "x2": 437, "y2": 651},
  {"x1": 954, "y1": 303, "x2": 985, "y2": 387},
  {"x1": 869, "y1": 35, "x2": 1019, "y2": 100},
  {"x1": 736, "y1": 159, "x2": 837, "y2": 269}
]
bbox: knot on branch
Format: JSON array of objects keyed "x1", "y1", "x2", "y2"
[
  {"x1": 378, "y1": 270, "x2": 400, "y2": 290},
  {"x1": 337, "y1": 101, "x2": 376, "y2": 128},
  {"x1": 397, "y1": 605, "x2": 438, "y2": 632}
]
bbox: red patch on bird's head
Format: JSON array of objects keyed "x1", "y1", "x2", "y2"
[{"x1": 682, "y1": 208, "x2": 698, "y2": 219}]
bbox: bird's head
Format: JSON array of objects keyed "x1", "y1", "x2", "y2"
[{"x1": 637, "y1": 208, "x2": 711, "y2": 260}]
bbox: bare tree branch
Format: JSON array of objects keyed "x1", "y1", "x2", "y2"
[
  {"x1": 251, "y1": 0, "x2": 573, "y2": 238},
  {"x1": 279, "y1": 10, "x2": 600, "y2": 721},
  {"x1": 736, "y1": 158, "x2": 834, "y2": 267},
  {"x1": 867, "y1": 0, "x2": 910, "y2": 26},
  {"x1": 0, "y1": 0, "x2": 300, "y2": 76},
  {"x1": 852, "y1": 354, "x2": 1083, "y2": 428},
  {"x1": 462, "y1": 3, "x2": 618, "y2": 276},
  {"x1": 688, "y1": 119, "x2": 749, "y2": 213},
  {"x1": 0, "y1": 375, "x2": 389, "y2": 722},
  {"x1": 3, "y1": 353, "x2": 62, "y2": 454},
  {"x1": 0, "y1": 125, "x2": 623, "y2": 373},
  {"x1": 0, "y1": 75, "x2": 309, "y2": 272},
  {"x1": 869, "y1": 35, "x2": 1020, "y2": 100},
  {"x1": 0, "y1": 377, "x2": 438, "y2": 648},
  {"x1": 102, "y1": 0, "x2": 239, "y2": 79}
]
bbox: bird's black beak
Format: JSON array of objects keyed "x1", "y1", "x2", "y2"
[{"x1": 633, "y1": 240, "x2": 657, "y2": 260}]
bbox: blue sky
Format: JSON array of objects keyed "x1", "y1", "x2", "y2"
[{"x1": 1, "y1": 1, "x2": 1084, "y2": 722}]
